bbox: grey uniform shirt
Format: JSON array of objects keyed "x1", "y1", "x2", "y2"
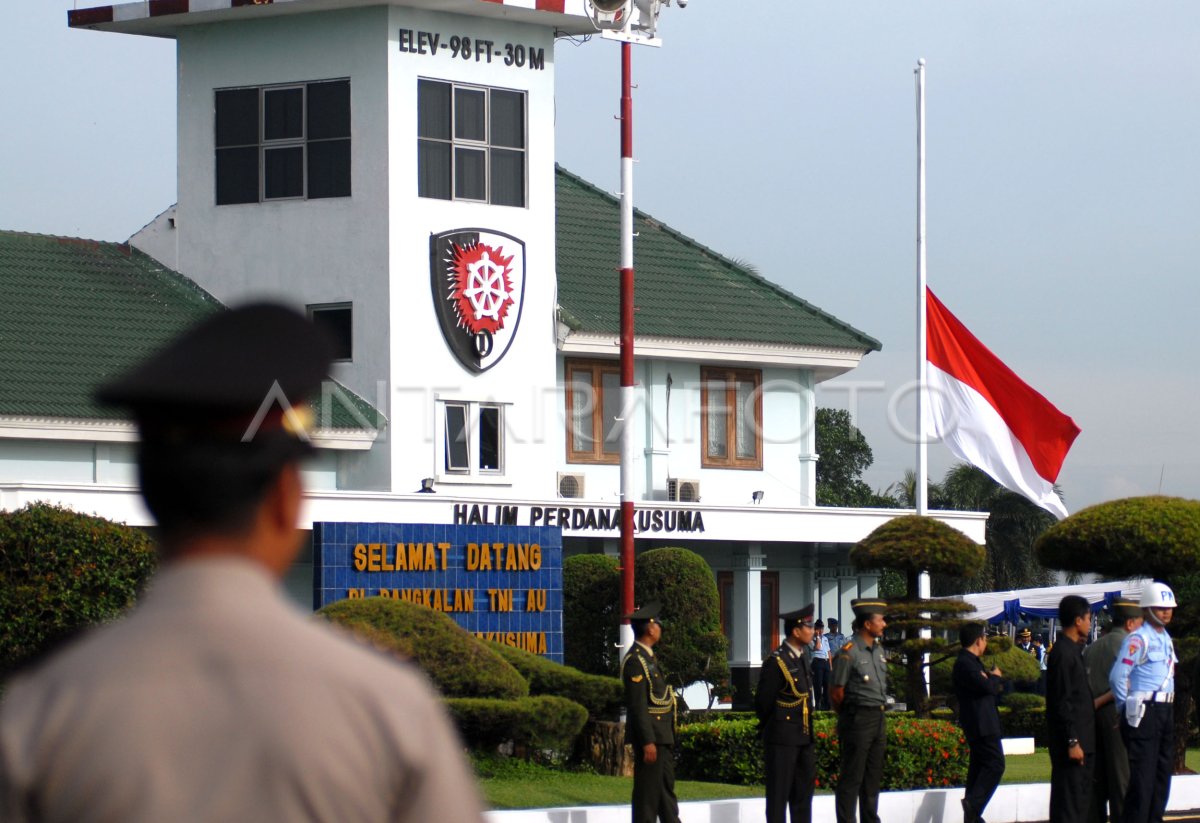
[
  {"x1": 831, "y1": 634, "x2": 889, "y2": 708},
  {"x1": 0, "y1": 557, "x2": 485, "y2": 823}
]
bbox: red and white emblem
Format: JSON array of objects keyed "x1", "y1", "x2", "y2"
[
  {"x1": 430, "y1": 229, "x2": 526, "y2": 373},
  {"x1": 450, "y1": 242, "x2": 516, "y2": 336}
]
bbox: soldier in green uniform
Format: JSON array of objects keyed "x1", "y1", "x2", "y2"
[
  {"x1": 755, "y1": 604, "x2": 818, "y2": 823},
  {"x1": 1084, "y1": 598, "x2": 1142, "y2": 823},
  {"x1": 622, "y1": 602, "x2": 679, "y2": 823},
  {"x1": 830, "y1": 598, "x2": 889, "y2": 823}
]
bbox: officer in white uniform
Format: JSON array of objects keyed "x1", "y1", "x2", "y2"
[
  {"x1": 1109, "y1": 581, "x2": 1179, "y2": 823},
  {"x1": 0, "y1": 305, "x2": 485, "y2": 823}
]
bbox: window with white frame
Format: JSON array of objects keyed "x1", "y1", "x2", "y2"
[
  {"x1": 417, "y1": 79, "x2": 526, "y2": 207},
  {"x1": 215, "y1": 79, "x2": 351, "y2": 205},
  {"x1": 441, "y1": 400, "x2": 504, "y2": 477}
]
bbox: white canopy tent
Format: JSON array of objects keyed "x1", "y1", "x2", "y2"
[{"x1": 944, "y1": 579, "x2": 1149, "y2": 625}]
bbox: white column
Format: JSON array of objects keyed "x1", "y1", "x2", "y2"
[
  {"x1": 642, "y1": 360, "x2": 670, "y2": 500},
  {"x1": 838, "y1": 566, "x2": 860, "y2": 624},
  {"x1": 731, "y1": 549, "x2": 765, "y2": 665},
  {"x1": 817, "y1": 569, "x2": 840, "y2": 625}
]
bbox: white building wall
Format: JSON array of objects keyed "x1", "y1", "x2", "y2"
[
  {"x1": 384, "y1": 8, "x2": 559, "y2": 497},
  {"x1": 173, "y1": 8, "x2": 394, "y2": 489}
]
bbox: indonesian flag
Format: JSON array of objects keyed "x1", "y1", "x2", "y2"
[{"x1": 925, "y1": 288, "x2": 1081, "y2": 519}]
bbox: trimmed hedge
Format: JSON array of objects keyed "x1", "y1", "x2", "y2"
[
  {"x1": 0, "y1": 503, "x2": 156, "y2": 674},
  {"x1": 446, "y1": 695, "x2": 588, "y2": 752},
  {"x1": 563, "y1": 554, "x2": 621, "y2": 676},
  {"x1": 489, "y1": 641, "x2": 622, "y2": 720},
  {"x1": 677, "y1": 715, "x2": 968, "y2": 790},
  {"x1": 318, "y1": 596, "x2": 527, "y2": 699},
  {"x1": 999, "y1": 706, "x2": 1048, "y2": 746}
]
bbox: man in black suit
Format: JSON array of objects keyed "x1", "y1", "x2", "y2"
[
  {"x1": 1047, "y1": 595, "x2": 1096, "y2": 823},
  {"x1": 755, "y1": 604, "x2": 818, "y2": 823},
  {"x1": 953, "y1": 622, "x2": 1006, "y2": 823}
]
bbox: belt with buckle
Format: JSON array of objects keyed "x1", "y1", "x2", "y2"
[{"x1": 1146, "y1": 692, "x2": 1175, "y2": 704}]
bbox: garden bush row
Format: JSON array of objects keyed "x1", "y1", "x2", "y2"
[
  {"x1": 319, "y1": 596, "x2": 622, "y2": 754},
  {"x1": 677, "y1": 715, "x2": 969, "y2": 790}
]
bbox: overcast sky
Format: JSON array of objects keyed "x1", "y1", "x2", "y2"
[{"x1": 5, "y1": 1, "x2": 1199, "y2": 513}]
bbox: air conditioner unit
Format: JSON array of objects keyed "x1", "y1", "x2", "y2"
[
  {"x1": 667, "y1": 478, "x2": 700, "y2": 503},
  {"x1": 558, "y1": 472, "x2": 586, "y2": 499}
]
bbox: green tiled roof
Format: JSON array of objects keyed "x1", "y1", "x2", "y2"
[
  {"x1": 0, "y1": 231, "x2": 380, "y2": 430},
  {"x1": 555, "y1": 166, "x2": 881, "y2": 352}
]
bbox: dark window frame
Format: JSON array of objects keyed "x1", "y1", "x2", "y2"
[
  {"x1": 307, "y1": 302, "x2": 353, "y2": 363},
  {"x1": 215, "y1": 79, "x2": 351, "y2": 205},
  {"x1": 417, "y1": 78, "x2": 527, "y2": 207},
  {"x1": 701, "y1": 367, "x2": 763, "y2": 470},
  {"x1": 565, "y1": 359, "x2": 621, "y2": 465}
]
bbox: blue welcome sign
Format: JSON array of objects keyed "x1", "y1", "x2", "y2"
[{"x1": 313, "y1": 522, "x2": 563, "y2": 661}]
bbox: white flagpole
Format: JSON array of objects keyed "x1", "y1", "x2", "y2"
[
  {"x1": 916, "y1": 57, "x2": 929, "y2": 521},
  {"x1": 915, "y1": 60, "x2": 931, "y2": 707}
]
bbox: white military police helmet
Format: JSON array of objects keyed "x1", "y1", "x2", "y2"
[{"x1": 1140, "y1": 581, "x2": 1178, "y2": 609}]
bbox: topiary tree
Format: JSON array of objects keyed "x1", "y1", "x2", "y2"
[
  {"x1": 0, "y1": 502, "x2": 156, "y2": 676},
  {"x1": 634, "y1": 547, "x2": 729, "y2": 698},
  {"x1": 851, "y1": 515, "x2": 985, "y2": 717},
  {"x1": 562, "y1": 553, "x2": 621, "y2": 676},
  {"x1": 318, "y1": 596, "x2": 528, "y2": 699},
  {"x1": 1036, "y1": 495, "x2": 1200, "y2": 772}
]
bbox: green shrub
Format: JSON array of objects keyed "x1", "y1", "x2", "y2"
[
  {"x1": 677, "y1": 715, "x2": 968, "y2": 790},
  {"x1": 489, "y1": 641, "x2": 622, "y2": 720},
  {"x1": 446, "y1": 695, "x2": 588, "y2": 752},
  {"x1": 998, "y1": 706, "x2": 1048, "y2": 745},
  {"x1": 929, "y1": 642, "x2": 1041, "y2": 696},
  {"x1": 563, "y1": 554, "x2": 621, "y2": 676},
  {"x1": 1002, "y1": 692, "x2": 1045, "y2": 711},
  {"x1": 0, "y1": 503, "x2": 156, "y2": 674},
  {"x1": 318, "y1": 596, "x2": 527, "y2": 699},
  {"x1": 635, "y1": 548, "x2": 729, "y2": 693},
  {"x1": 680, "y1": 710, "x2": 757, "y2": 726}
]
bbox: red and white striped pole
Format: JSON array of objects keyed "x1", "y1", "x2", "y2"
[{"x1": 618, "y1": 41, "x2": 637, "y2": 654}]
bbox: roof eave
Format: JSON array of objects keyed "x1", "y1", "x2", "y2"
[
  {"x1": 68, "y1": 0, "x2": 597, "y2": 38},
  {"x1": 558, "y1": 332, "x2": 871, "y2": 380}
]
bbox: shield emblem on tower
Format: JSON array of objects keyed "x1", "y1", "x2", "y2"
[{"x1": 429, "y1": 229, "x2": 526, "y2": 373}]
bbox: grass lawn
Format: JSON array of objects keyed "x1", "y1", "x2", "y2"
[{"x1": 478, "y1": 750, "x2": 1200, "y2": 811}]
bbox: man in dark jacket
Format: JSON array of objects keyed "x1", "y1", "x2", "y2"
[
  {"x1": 622, "y1": 602, "x2": 679, "y2": 823},
  {"x1": 755, "y1": 604, "x2": 818, "y2": 823},
  {"x1": 1047, "y1": 595, "x2": 1096, "y2": 823},
  {"x1": 1084, "y1": 599, "x2": 1142, "y2": 823},
  {"x1": 953, "y1": 622, "x2": 1005, "y2": 823}
]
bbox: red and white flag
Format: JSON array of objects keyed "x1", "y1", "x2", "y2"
[{"x1": 925, "y1": 288, "x2": 1081, "y2": 519}]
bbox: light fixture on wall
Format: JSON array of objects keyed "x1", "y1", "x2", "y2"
[
  {"x1": 417, "y1": 477, "x2": 436, "y2": 493},
  {"x1": 751, "y1": 490, "x2": 764, "y2": 505}
]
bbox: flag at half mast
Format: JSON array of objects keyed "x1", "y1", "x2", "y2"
[{"x1": 924, "y1": 288, "x2": 1081, "y2": 519}]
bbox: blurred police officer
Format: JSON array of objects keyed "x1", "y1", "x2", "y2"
[
  {"x1": 810, "y1": 619, "x2": 831, "y2": 710},
  {"x1": 830, "y1": 599, "x2": 889, "y2": 823},
  {"x1": 755, "y1": 605, "x2": 817, "y2": 823},
  {"x1": 0, "y1": 304, "x2": 484, "y2": 823},
  {"x1": 1047, "y1": 594, "x2": 1096, "y2": 823},
  {"x1": 825, "y1": 618, "x2": 846, "y2": 658},
  {"x1": 623, "y1": 603, "x2": 679, "y2": 823},
  {"x1": 1084, "y1": 598, "x2": 1142, "y2": 823},
  {"x1": 1110, "y1": 582, "x2": 1178, "y2": 823},
  {"x1": 953, "y1": 622, "x2": 1005, "y2": 823}
]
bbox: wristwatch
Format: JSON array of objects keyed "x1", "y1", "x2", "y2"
[{"x1": 1067, "y1": 738, "x2": 1080, "y2": 747}]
